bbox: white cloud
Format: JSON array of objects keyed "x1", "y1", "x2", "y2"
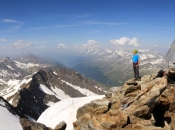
[
  {"x1": 82, "y1": 21, "x2": 127, "y2": 25},
  {"x1": 79, "y1": 40, "x2": 99, "y2": 49},
  {"x1": 3, "y1": 19, "x2": 19, "y2": 23},
  {"x1": 58, "y1": 43, "x2": 67, "y2": 49},
  {"x1": 12, "y1": 40, "x2": 33, "y2": 49},
  {"x1": 74, "y1": 40, "x2": 100, "y2": 53},
  {"x1": 36, "y1": 46, "x2": 46, "y2": 50},
  {"x1": 0, "y1": 38, "x2": 7, "y2": 42},
  {"x1": 110, "y1": 37, "x2": 139, "y2": 46},
  {"x1": 67, "y1": 14, "x2": 90, "y2": 21},
  {"x1": 87, "y1": 40, "x2": 99, "y2": 46},
  {"x1": 3, "y1": 19, "x2": 23, "y2": 31}
]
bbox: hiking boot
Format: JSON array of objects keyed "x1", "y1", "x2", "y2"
[
  {"x1": 136, "y1": 78, "x2": 141, "y2": 81},
  {"x1": 133, "y1": 78, "x2": 137, "y2": 81}
]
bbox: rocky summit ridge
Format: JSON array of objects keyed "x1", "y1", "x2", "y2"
[{"x1": 73, "y1": 68, "x2": 175, "y2": 130}]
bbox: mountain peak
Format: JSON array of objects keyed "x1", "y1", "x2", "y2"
[{"x1": 0, "y1": 56, "x2": 13, "y2": 62}]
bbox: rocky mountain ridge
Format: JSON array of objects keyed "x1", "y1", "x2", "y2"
[{"x1": 73, "y1": 68, "x2": 175, "y2": 130}]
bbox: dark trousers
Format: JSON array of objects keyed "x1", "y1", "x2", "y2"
[{"x1": 133, "y1": 66, "x2": 139, "y2": 79}]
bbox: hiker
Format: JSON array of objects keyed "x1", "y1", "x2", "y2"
[{"x1": 132, "y1": 49, "x2": 140, "y2": 80}]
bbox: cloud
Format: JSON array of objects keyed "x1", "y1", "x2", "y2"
[
  {"x1": 67, "y1": 14, "x2": 90, "y2": 21},
  {"x1": 3, "y1": 19, "x2": 19, "y2": 23},
  {"x1": 3, "y1": 19, "x2": 23, "y2": 31},
  {"x1": 110, "y1": 37, "x2": 139, "y2": 46},
  {"x1": 58, "y1": 43, "x2": 67, "y2": 49},
  {"x1": 30, "y1": 20, "x2": 126, "y2": 30},
  {"x1": 82, "y1": 21, "x2": 127, "y2": 26},
  {"x1": 79, "y1": 40, "x2": 99, "y2": 49},
  {"x1": 12, "y1": 40, "x2": 33, "y2": 49},
  {"x1": 74, "y1": 40, "x2": 100, "y2": 53},
  {"x1": 36, "y1": 46, "x2": 46, "y2": 50},
  {"x1": 30, "y1": 24, "x2": 80, "y2": 30},
  {"x1": 0, "y1": 38, "x2": 7, "y2": 42},
  {"x1": 87, "y1": 40, "x2": 99, "y2": 46}
]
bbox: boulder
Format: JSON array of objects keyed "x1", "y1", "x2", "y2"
[
  {"x1": 20, "y1": 118, "x2": 52, "y2": 130},
  {"x1": 76, "y1": 98, "x2": 110, "y2": 118},
  {"x1": 54, "y1": 121, "x2": 66, "y2": 130}
]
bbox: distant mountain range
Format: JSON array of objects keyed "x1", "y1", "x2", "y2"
[{"x1": 72, "y1": 49, "x2": 167, "y2": 86}]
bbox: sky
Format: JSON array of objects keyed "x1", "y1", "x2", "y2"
[{"x1": 0, "y1": 0, "x2": 175, "y2": 60}]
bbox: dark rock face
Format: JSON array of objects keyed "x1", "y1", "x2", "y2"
[
  {"x1": 56, "y1": 68, "x2": 105, "y2": 95},
  {"x1": 0, "y1": 96, "x2": 26, "y2": 118},
  {"x1": 73, "y1": 69, "x2": 175, "y2": 130},
  {"x1": 46, "y1": 69, "x2": 85, "y2": 97},
  {"x1": 15, "y1": 70, "x2": 60, "y2": 120}
]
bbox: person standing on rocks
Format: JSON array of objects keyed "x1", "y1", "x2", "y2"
[{"x1": 132, "y1": 49, "x2": 140, "y2": 80}]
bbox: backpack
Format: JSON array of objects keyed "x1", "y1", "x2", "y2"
[{"x1": 156, "y1": 70, "x2": 165, "y2": 78}]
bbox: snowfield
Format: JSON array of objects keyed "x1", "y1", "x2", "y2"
[
  {"x1": 37, "y1": 95, "x2": 104, "y2": 130},
  {"x1": 0, "y1": 101, "x2": 23, "y2": 130}
]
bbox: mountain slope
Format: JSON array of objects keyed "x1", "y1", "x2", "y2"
[
  {"x1": 0, "y1": 57, "x2": 25, "y2": 82},
  {"x1": 0, "y1": 54, "x2": 54, "y2": 84}
]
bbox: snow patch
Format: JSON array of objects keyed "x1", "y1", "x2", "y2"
[
  {"x1": 60, "y1": 80, "x2": 97, "y2": 96},
  {"x1": 39, "y1": 84, "x2": 55, "y2": 95},
  {"x1": 0, "y1": 77, "x2": 32, "y2": 101},
  {"x1": 139, "y1": 50, "x2": 150, "y2": 52},
  {"x1": 115, "y1": 50, "x2": 127, "y2": 56},
  {"x1": 0, "y1": 78, "x2": 5, "y2": 84},
  {"x1": 46, "y1": 101, "x2": 55, "y2": 106},
  {"x1": 53, "y1": 71, "x2": 57, "y2": 75},
  {"x1": 140, "y1": 54, "x2": 148, "y2": 60},
  {"x1": 37, "y1": 95, "x2": 104, "y2": 130},
  {"x1": 95, "y1": 85, "x2": 102, "y2": 91},
  {"x1": 51, "y1": 87, "x2": 70, "y2": 99},
  {"x1": 15, "y1": 61, "x2": 49, "y2": 69},
  {"x1": 0, "y1": 101, "x2": 23, "y2": 130},
  {"x1": 6, "y1": 65, "x2": 15, "y2": 70},
  {"x1": 105, "y1": 50, "x2": 112, "y2": 53},
  {"x1": 150, "y1": 59, "x2": 163, "y2": 65},
  {"x1": 147, "y1": 54, "x2": 155, "y2": 58}
]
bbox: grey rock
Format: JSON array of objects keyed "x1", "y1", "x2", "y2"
[
  {"x1": 20, "y1": 118, "x2": 52, "y2": 130},
  {"x1": 54, "y1": 121, "x2": 66, "y2": 130}
]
